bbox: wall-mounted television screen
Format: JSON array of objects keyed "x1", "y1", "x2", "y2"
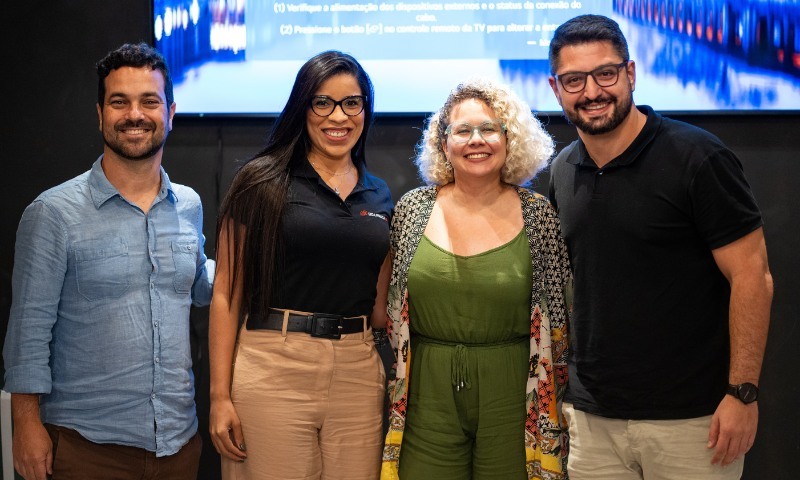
[{"x1": 154, "y1": 0, "x2": 800, "y2": 115}]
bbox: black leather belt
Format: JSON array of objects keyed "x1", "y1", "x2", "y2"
[{"x1": 246, "y1": 309, "x2": 367, "y2": 339}]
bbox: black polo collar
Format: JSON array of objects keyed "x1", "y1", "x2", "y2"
[{"x1": 568, "y1": 105, "x2": 662, "y2": 170}]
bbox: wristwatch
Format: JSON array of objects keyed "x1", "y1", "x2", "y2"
[{"x1": 726, "y1": 382, "x2": 759, "y2": 404}]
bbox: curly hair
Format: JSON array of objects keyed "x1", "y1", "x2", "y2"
[{"x1": 416, "y1": 77, "x2": 554, "y2": 186}]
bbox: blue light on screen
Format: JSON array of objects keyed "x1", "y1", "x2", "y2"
[{"x1": 154, "y1": 0, "x2": 800, "y2": 114}]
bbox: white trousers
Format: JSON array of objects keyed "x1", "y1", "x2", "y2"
[{"x1": 564, "y1": 402, "x2": 744, "y2": 480}]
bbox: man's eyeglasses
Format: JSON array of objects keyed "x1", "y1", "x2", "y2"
[
  {"x1": 555, "y1": 61, "x2": 629, "y2": 93},
  {"x1": 444, "y1": 120, "x2": 507, "y2": 144},
  {"x1": 309, "y1": 95, "x2": 367, "y2": 117}
]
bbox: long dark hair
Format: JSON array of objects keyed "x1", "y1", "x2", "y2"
[{"x1": 218, "y1": 51, "x2": 374, "y2": 319}]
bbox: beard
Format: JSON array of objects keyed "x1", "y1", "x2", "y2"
[
  {"x1": 102, "y1": 120, "x2": 168, "y2": 161},
  {"x1": 564, "y1": 91, "x2": 633, "y2": 135}
]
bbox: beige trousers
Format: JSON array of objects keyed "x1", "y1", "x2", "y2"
[
  {"x1": 563, "y1": 402, "x2": 744, "y2": 479},
  {"x1": 222, "y1": 323, "x2": 385, "y2": 480}
]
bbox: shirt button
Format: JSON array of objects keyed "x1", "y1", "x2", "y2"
[
  {"x1": 598, "y1": 171, "x2": 604, "y2": 175},
  {"x1": 154, "y1": 322, "x2": 159, "y2": 328},
  {"x1": 155, "y1": 357, "x2": 160, "y2": 363},
  {"x1": 151, "y1": 393, "x2": 156, "y2": 399}
]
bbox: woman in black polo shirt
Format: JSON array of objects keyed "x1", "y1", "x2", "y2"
[{"x1": 208, "y1": 51, "x2": 393, "y2": 480}]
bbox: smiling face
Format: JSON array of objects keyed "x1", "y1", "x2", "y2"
[
  {"x1": 305, "y1": 73, "x2": 364, "y2": 164},
  {"x1": 97, "y1": 66, "x2": 175, "y2": 162},
  {"x1": 549, "y1": 41, "x2": 635, "y2": 136},
  {"x1": 442, "y1": 98, "x2": 508, "y2": 184}
]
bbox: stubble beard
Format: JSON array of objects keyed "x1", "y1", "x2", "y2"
[
  {"x1": 566, "y1": 91, "x2": 633, "y2": 136},
  {"x1": 103, "y1": 120, "x2": 167, "y2": 161}
]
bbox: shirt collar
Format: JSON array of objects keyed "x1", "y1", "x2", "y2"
[
  {"x1": 567, "y1": 105, "x2": 661, "y2": 169},
  {"x1": 88, "y1": 155, "x2": 176, "y2": 209}
]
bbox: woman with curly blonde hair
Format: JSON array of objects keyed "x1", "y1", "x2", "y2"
[{"x1": 381, "y1": 78, "x2": 572, "y2": 480}]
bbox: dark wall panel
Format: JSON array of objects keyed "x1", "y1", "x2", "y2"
[
  {"x1": 3, "y1": 2, "x2": 798, "y2": 479},
  {"x1": 680, "y1": 115, "x2": 800, "y2": 480},
  {"x1": 2, "y1": 0, "x2": 153, "y2": 335}
]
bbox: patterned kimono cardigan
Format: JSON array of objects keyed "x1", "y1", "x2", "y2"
[{"x1": 380, "y1": 185, "x2": 573, "y2": 480}]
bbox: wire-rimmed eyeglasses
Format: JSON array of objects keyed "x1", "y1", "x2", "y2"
[
  {"x1": 309, "y1": 95, "x2": 367, "y2": 117},
  {"x1": 554, "y1": 61, "x2": 629, "y2": 93},
  {"x1": 444, "y1": 120, "x2": 507, "y2": 144}
]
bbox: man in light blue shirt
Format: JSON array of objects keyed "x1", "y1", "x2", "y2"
[{"x1": 3, "y1": 43, "x2": 214, "y2": 480}]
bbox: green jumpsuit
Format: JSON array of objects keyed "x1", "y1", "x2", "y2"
[{"x1": 399, "y1": 230, "x2": 532, "y2": 480}]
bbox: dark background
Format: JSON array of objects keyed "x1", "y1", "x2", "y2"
[{"x1": 2, "y1": 1, "x2": 798, "y2": 479}]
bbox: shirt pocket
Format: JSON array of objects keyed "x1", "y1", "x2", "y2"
[
  {"x1": 171, "y1": 239, "x2": 198, "y2": 294},
  {"x1": 74, "y1": 237, "x2": 130, "y2": 301}
]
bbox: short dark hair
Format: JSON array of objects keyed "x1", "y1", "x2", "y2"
[
  {"x1": 96, "y1": 42, "x2": 173, "y2": 107},
  {"x1": 548, "y1": 14, "x2": 629, "y2": 74}
]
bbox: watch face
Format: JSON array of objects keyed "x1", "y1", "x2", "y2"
[{"x1": 739, "y1": 383, "x2": 759, "y2": 403}]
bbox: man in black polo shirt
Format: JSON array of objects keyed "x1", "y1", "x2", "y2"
[{"x1": 546, "y1": 14, "x2": 773, "y2": 479}]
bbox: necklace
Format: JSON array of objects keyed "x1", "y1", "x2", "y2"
[
  {"x1": 310, "y1": 160, "x2": 353, "y2": 176},
  {"x1": 310, "y1": 160, "x2": 354, "y2": 196}
]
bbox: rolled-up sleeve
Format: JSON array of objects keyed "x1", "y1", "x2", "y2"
[
  {"x1": 192, "y1": 254, "x2": 214, "y2": 307},
  {"x1": 190, "y1": 203, "x2": 214, "y2": 307},
  {"x1": 3, "y1": 200, "x2": 67, "y2": 393}
]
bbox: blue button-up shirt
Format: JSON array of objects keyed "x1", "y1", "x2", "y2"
[{"x1": 3, "y1": 157, "x2": 214, "y2": 456}]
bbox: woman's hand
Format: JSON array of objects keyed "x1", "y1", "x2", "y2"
[{"x1": 209, "y1": 398, "x2": 248, "y2": 461}]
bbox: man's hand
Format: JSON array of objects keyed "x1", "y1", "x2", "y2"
[
  {"x1": 11, "y1": 394, "x2": 53, "y2": 480},
  {"x1": 707, "y1": 394, "x2": 758, "y2": 466}
]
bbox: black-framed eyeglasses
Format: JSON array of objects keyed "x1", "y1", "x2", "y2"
[
  {"x1": 309, "y1": 95, "x2": 367, "y2": 117},
  {"x1": 555, "y1": 61, "x2": 629, "y2": 93},
  {"x1": 444, "y1": 120, "x2": 507, "y2": 144}
]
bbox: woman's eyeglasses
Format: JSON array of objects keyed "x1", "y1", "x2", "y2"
[
  {"x1": 309, "y1": 95, "x2": 367, "y2": 117},
  {"x1": 444, "y1": 120, "x2": 507, "y2": 144}
]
